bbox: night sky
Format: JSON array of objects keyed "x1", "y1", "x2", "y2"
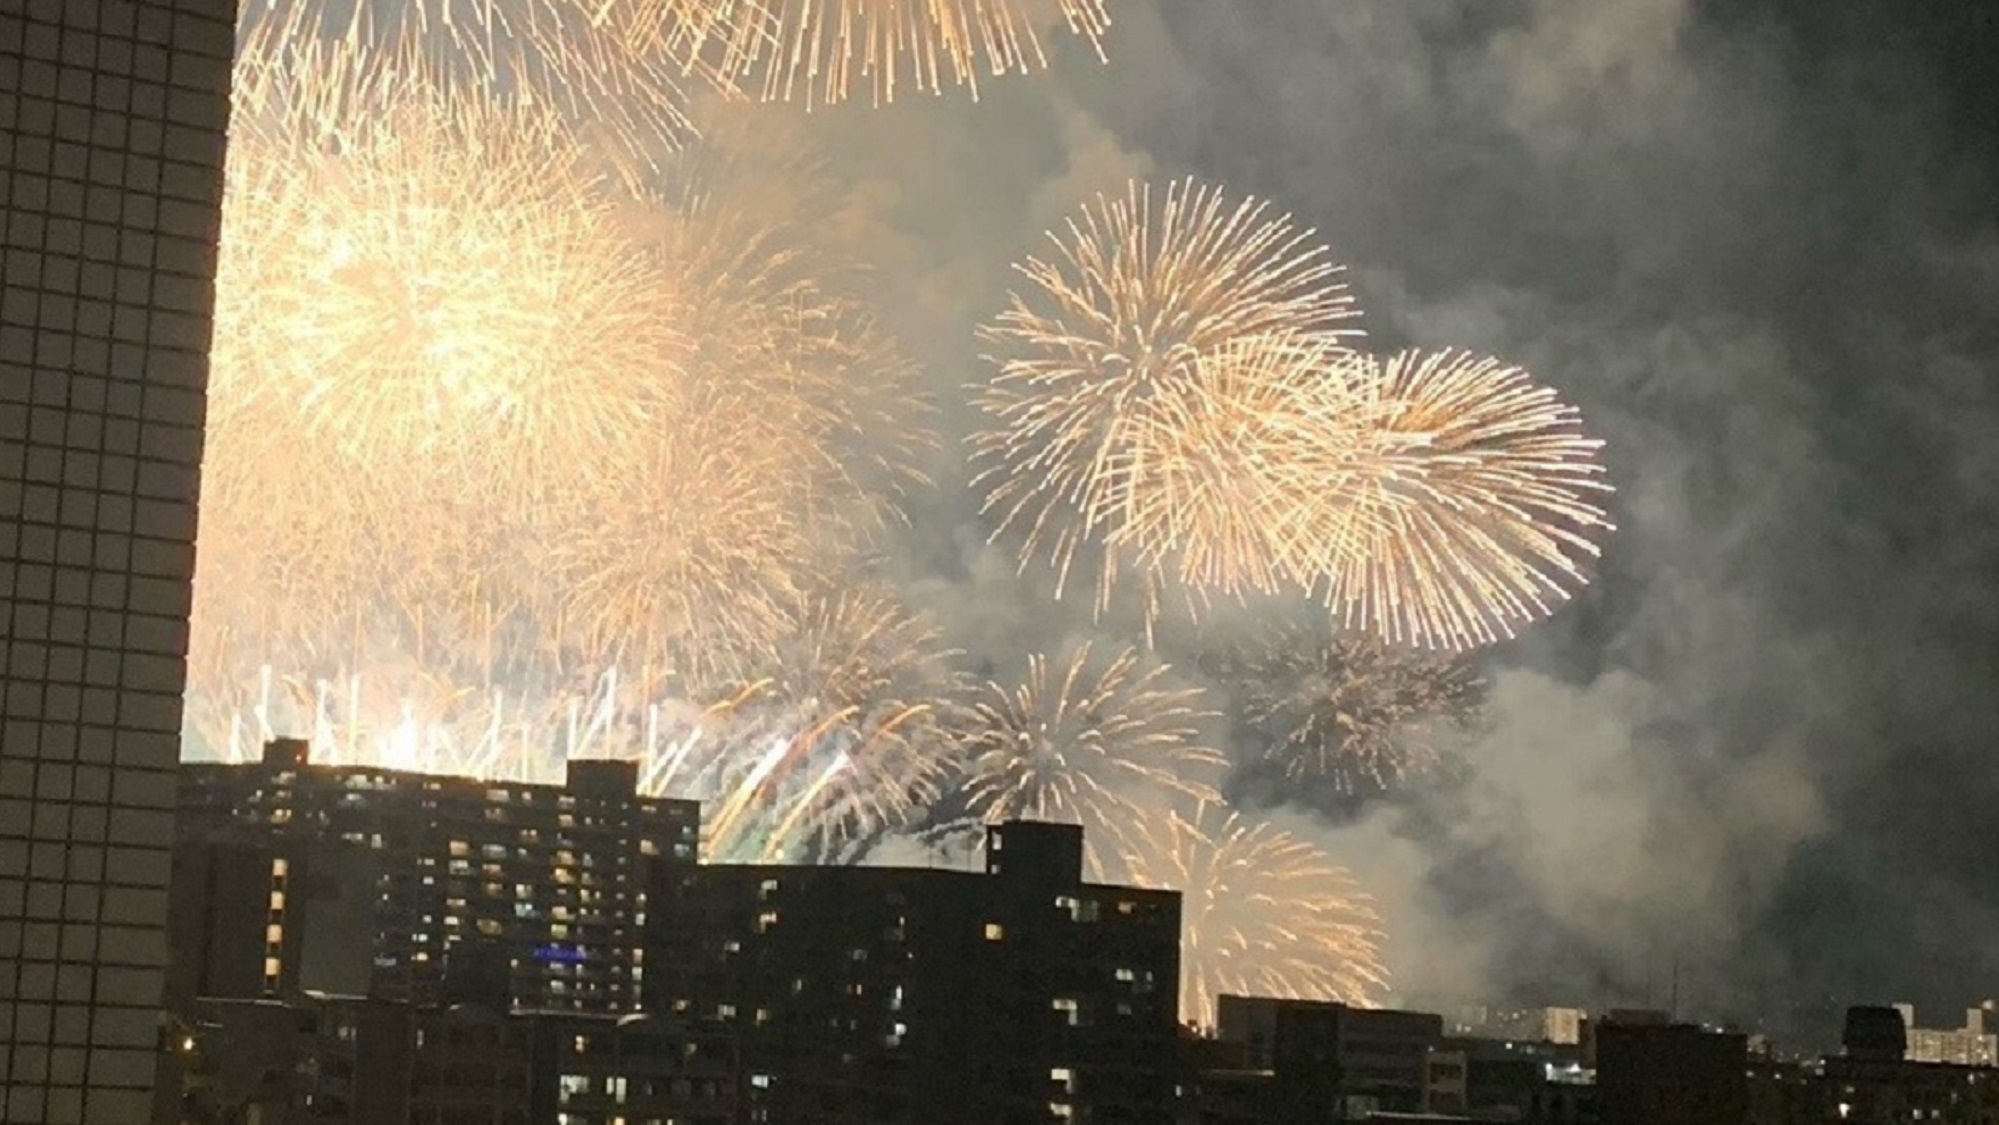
[{"x1": 789, "y1": 0, "x2": 1999, "y2": 1028}]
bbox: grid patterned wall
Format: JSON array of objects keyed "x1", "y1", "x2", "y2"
[{"x1": 0, "y1": 1, "x2": 234, "y2": 1121}]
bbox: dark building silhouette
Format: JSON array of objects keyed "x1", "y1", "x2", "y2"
[
  {"x1": 1843, "y1": 1005, "x2": 1912, "y2": 1061},
  {"x1": 1743, "y1": 1057, "x2": 1818, "y2": 1125},
  {"x1": 1818, "y1": 1055, "x2": 1999, "y2": 1124},
  {"x1": 1212, "y1": 995, "x2": 1446, "y2": 1121},
  {"x1": 647, "y1": 820, "x2": 1182, "y2": 1124},
  {"x1": 160, "y1": 995, "x2": 740, "y2": 1125},
  {"x1": 173, "y1": 739, "x2": 699, "y2": 1013},
  {"x1": 1, "y1": 0, "x2": 235, "y2": 1118},
  {"x1": 1594, "y1": 1017, "x2": 1748, "y2": 1125}
]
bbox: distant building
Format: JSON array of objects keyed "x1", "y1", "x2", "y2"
[
  {"x1": 646, "y1": 820, "x2": 1182, "y2": 1124},
  {"x1": 1895, "y1": 1003, "x2": 1999, "y2": 1066},
  {"x1": 1434, "y1": 1003, "x2": 1586, "y2": 1047},
  {"x1": 174, "y1": 739, "x2": 699, "y2": 1013},
  {"x1": 1215, "y1": 995, "x2": 1446, "y2": 1120},
  {"x1": 1842, "y1": 1006, "x2": 1910, "y2": 1062},
  {"x1": 1594, "y1": 1017, "x2": 1748, "y2": 1125}
]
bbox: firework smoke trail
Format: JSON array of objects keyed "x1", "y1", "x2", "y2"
[
  {"x1": 659, "y1": 0, "x2": 1112, "y2": 109},
  {"x1": 974, "y1": 180, "x2": 1363, "y2": 628},
  {"x1": 1122, "y1": 802, "x2": 1389, "y2": 1027},
  {"x1": 960, "y1": 644, "x2": 1223, "y2": 873},
  {"x1": 1230, "y1": 625, "x2": 1486, "y2": 793},
  {"x1": 1318, "y1": 349, "x2": 1615, "y2": 650}
]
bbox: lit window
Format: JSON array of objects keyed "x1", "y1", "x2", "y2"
[
  {"x1": 984, "y1": 922, "x2": 1004, "y2": 941},
  {"x1": 1115, "y1": 968, "x2": 1136, "y2": 982},
  {"x1": 271, "y1": 858, "x2": 288, "y2": 878},
  {"x1": 263, "y1": 957, "x2": 281, "y2": 976},
  {"x1": 268, "y1": 891, "x2": 285, "y2": 910},
  {"x1": 1049, "y1": 1102, "x2": 1074, "y2": 1119},
  {"x1": 1053, "y1": 998, "x2": 1080, "y2": 1026},
  {"x1": 756, "y1": 910, "x2": 779, "y2": 933}
]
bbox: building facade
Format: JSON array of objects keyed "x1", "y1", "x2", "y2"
[
  {"x1": 173, "y1": 739, "x2": 699, "y2": 1013},
  {"x1": 647, "y1": 821, "x2": 1183, "y2": 1124},
  {"x1": 0, "y1": 1, "x2": 234, "y2": 1120},
  {"x1": 163, "y1": 995, "x2": 740, "y2": 1125}
]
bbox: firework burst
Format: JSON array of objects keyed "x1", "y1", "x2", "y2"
[
  {"x1": 1122, "y1": 802, "x2": 1388, "y2": 1027},
  {"x1": 689, "y1": 584, "x2": 963, "y2": 861},
  {"x1": 660, "y1": 0, "x2": 1113, "y2": 109},
  {"x1": 235, "y1": 0, "x2": 731, "y2": 158},
  {"x1": 216, "y1": 53, "x2": 680, "y2": 509},
  {"x1": 974, "y1": 180, "x2": 1362, "y2": 624},
  {"x1": 1318, "y1": 349, "x2": 1615, "y2": 650},
  {"x1": 1116, "y1": 333, "x2": 1377, "y2": 606},
  {"x1": 960, "y1": 644, "x2": 1223, "y2": 871},
  {"x1": 1232, "y1": 625, "x2": 1486, "y2": 793}
]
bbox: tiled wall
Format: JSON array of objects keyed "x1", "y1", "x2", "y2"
[{"x1": 0, "y1": 1, "x2": 233, "y2": 1121}]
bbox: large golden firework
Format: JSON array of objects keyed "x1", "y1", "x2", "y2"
[
  {"x1": 194, "y1": 49, "x2": 933, "y2": 775},
  {"x1": 216, "y1": 54, "x2": 681, "y2": 510},
  {"x1": 1318, "y1": 349, "x2": 1614, "y2": 650},
  {"x1": 1123, "y1": 802, "x2": 1389, "y2": 1027},
  {"x1": 235, "y1": 0, "x2": 730, "y2": 158},
  {"x1": 974, "y1": 180, "x2": 1362, "y2": 623},
  {"x1": 658, "y1": 0, "x2": 1113, "y2": 109},
  {"x1": 960, "y1": 644, "x2": 1223, "y2": 871},
  {"x1": 1233, "y1": 625, "x2": 1486, "y2": 793}
]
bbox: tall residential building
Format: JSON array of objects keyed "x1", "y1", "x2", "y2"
[
  {"x1": 646, "y1": 821, "x2": 1183, "y2": 1124},
  {"x1": 172, "y1": 739, "x2": 700, "y2": 1014},
  {"x1": 1, "y1": 2, "x2": 235, "y2": 1121}
]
